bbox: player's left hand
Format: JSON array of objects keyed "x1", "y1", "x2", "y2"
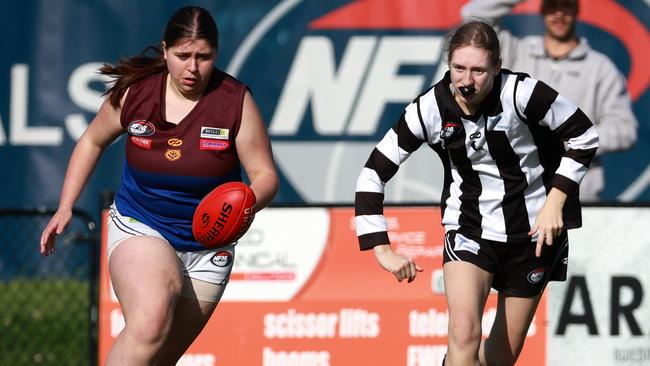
[{"x1": 529, "y1": 188, "x2": 567, "y2": 257}]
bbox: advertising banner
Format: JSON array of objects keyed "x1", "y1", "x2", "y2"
[
  {"x1": 1, "y1": 0, "x2": 649, "y2": 215},
  {"x1": 99, "y1": 207, "x2": 549, "y2": 365},
  {"x1": 547, "y1": 208, "x2": 650, "y2": 366}
]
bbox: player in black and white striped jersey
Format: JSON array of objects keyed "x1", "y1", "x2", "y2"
[{"x1": 354, "y1": 20, "x2": 598, "y2": 366}]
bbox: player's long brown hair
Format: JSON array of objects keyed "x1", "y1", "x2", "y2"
[{"x1": 100, "y1": 6, "x2": 219, "y2": 108}]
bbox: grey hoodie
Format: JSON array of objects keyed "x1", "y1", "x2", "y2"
[{"x1": 463, "y1": 0, "x2": 638, "y2": 201}]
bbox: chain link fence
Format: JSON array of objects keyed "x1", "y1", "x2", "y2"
[{"x1": 0, "y1": 208, "x2": 98, "y2": 366}]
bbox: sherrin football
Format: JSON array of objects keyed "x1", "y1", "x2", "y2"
[{"x1": 192, "y1": 182, "x2": 256, "y2": 249}]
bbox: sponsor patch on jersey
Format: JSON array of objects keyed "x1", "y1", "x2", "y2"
[
  {"x1": 167, "y1": 138, "x2": 183, "y2": 147},
  {"x1": 527, "y1": 268, "x2": 546, "y2": 284},
  {"x1": 164, "y1": 149, "x2": 182, "y2": 161},
  {"x1": 488, "y1": 116, "x2": 508, "y2": 131},
  {"x1": 199, "y1": 139, "x2": 229, "y2": 151},
  {"x1": 200, "y1": 127, "x2": 229, "y2": 140},
  {"x1": 130, "y1": 136, "x2": 152, "y2": 150},
  {"x1": 211, "y1": 251, "x2": 233, "y2": 267},
  {"x1": 454, "y1": 234, "x2": 480, "y2": 255},
  {"x1": 127, "y1": 120, "x2": 155, "y2": 136}
]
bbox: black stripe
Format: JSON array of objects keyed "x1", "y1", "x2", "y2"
[
  {"x1": 512, "y1": 73, "x2": 529, "y2": 122},
  {"x1": 364, "y1": 148, "x2": 399, "y2": 183},
  {"x1": 414, "y1": 93, "x2": 431, "y2": 141},
  {"x1": 355, "y1": 191, "x2": 385, "y2": 216},
  {"x1": 432, "y1": 142, "x2": 452, "y2": 215},
  {"x1": 433, "y1": 81, "x2": 482, "y2": 231},
  {"x1": 565, "y1": 148, "x2": 597, "y2": 167},
  {"x1": 358, "y1": 231, "x2": 390, "y2": 251},
  {"x1": 551, "y1": 174, "x2": 580, "y2": 195},
  {"x1": 393, "y1": 113, "x2": 423, "y2": 153},
  {"x1": 553, "y1": 109, "x2": 593, "y2": 138},
  {"x1": 449, "y1": 130, "x2": 483, "y2": 230},
  {"x1": 523, "y1": 81, "x2": 558, "y2": 123},
  {"x1": 528, "y1": 122, "x2": 582, "y2": 228},
  {"x1": 527, "y1": 123, "x2": 564, "y2": 190},
  {"x1": 486, "y1": 130, "x2": 531, "y2": 235}
]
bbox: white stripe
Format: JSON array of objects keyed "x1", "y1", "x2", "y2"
[
  {"x1": 556, "y1": 157, "x2": 588, "y2": 183},
  {"x1": 566, "y1": 126, "x2": 599, "y2": 150},
  {"x1": 404, "y1": 103, "x2": 426, "y2": 140},
  {"x1": 226, "y1": 0, "x2": 302, "y2": 76},
  {"x1": 355, "y1": 215, "x2": 387, "y2": 236},
  {"x1": 376, "y1": 129, "x2": 408, "y2": 166},
  {"x1": 542, "y1": 94, "x2": 578, "y2": 131},
  {"x1": 445, "y1": 234, "x2": 460, "y2": 261},
  {"x1": 417, "y1": 90, "x2": 443, "y2": 144},
  {"x1": 515, "y1": 77, "x2": 536, "y2": 117},
  {"x1": 356, "y1": 167, "x2": 385, "y2": 193}
]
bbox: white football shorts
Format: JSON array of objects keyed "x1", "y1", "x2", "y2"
[{"x1": 107, "y1": 203, "x2": 235, "y2": 302}]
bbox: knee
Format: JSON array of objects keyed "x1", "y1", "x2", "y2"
[
  {"x1": 125, "y1": 289, "x2": 182, "y2": 346},
  {"x1": 125, "y1": 308, "x2": 174, "y2": 346},
  {"x1": 448, "y1": 314, "x2": 482, "y2": 348}
]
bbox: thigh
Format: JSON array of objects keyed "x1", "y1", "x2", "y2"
[
  {"x1": 443, "y1": 230, "x2": 495, "y2": 318},
  {"x1": 443, "y1": 260, "x2": 493, "y2": 325},
  {"x1": 109, "y1": 236, "x2": 184, "y2": 321}
]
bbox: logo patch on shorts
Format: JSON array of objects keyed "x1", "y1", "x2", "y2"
[
  {"x1": 527, "y1": 268, "x2": 546, "y2": 284},
  {"x1": 211, "y1": 251, "x2": 233, "y2": 267},
  {"x1": 454, "y1": 234, "x2": 480, "y2": 255}
]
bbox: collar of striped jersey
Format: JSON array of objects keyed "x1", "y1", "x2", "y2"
[{"x1": 439, "y1": 71, "x2": 503, "y2": 122}]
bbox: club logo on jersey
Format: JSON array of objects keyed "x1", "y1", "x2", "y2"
[
  {"x1": 167, "y1": 138, "x2": 183, "y2": 147},
  {"x1": 469, "y1": 130, "x2": 484, "y2": 152},
  {"x1": 211, "y1": 251, "x2": 233, "y2": 267},
  {"x1": 527, "y1": 268, "x2": 546, "y2": 284},
  {"x1": 200, "y1": 127, "x2": 229, "y2": 140},
  {"x1": 164, "y1": 149, "x2": 182, "y2": 161},
  {"x1": 127, "y1": 120, "x2": 155, "y2": 136},
  {"x1": 130, "y1": 136, "x2": 152, "y2": 150},
  {"x1": 200, "y1": 139, "x2": 229, "y2": 151},
  {"x1": 441, "y1": 122, "x2": 461, "y2": 140}
]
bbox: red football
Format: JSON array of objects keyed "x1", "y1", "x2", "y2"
[{"x1": 192, "y1": 182, "x2": 256, "y2": 249}]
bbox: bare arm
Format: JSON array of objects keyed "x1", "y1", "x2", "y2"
[
  {"x1": 40, "y1": 95, "x2": 125, "y2": 255},
  {"x1": 236, "y1": 91, "x2": 279, "y2": 211}
]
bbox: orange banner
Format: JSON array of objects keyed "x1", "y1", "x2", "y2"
[{"x1": 98, "y1": 207, "x2": 546, "y2": 366}]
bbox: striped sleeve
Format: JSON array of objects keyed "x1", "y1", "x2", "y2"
[
  {"x1": 518, "y1": 79, "x2": 599, "y2": 194},
  {"x1": 355, "y1": 101, "x2": 427, "y2": 250}
]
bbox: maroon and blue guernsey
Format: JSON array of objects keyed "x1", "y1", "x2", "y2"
[{"x1": 114, "y1": 68, "x2": 247, "y2": 251}]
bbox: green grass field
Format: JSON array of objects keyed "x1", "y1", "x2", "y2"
[{"x1": 0, "y1": 279, "x2": 91, "y2": 366}]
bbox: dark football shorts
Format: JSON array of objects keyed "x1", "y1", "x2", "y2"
[{"x1": 442, "y1": 229, "x2": 568, "y2": 297}]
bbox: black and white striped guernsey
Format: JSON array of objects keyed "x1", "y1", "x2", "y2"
[{"x1": 355, "y1": 70, "x2": 599, "y2": 250}]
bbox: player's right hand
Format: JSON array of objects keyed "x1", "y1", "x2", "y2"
[
  {"x1": 40, "y1": 209, "x2": 72, "y2": 256},
  {"x1": 373, "y1": 244, "x2": 423, "y2": 283}
]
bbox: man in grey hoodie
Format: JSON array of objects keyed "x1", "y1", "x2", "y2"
[{"x1": 463, "y1": 0, "x2": 638, "y2": 202}]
